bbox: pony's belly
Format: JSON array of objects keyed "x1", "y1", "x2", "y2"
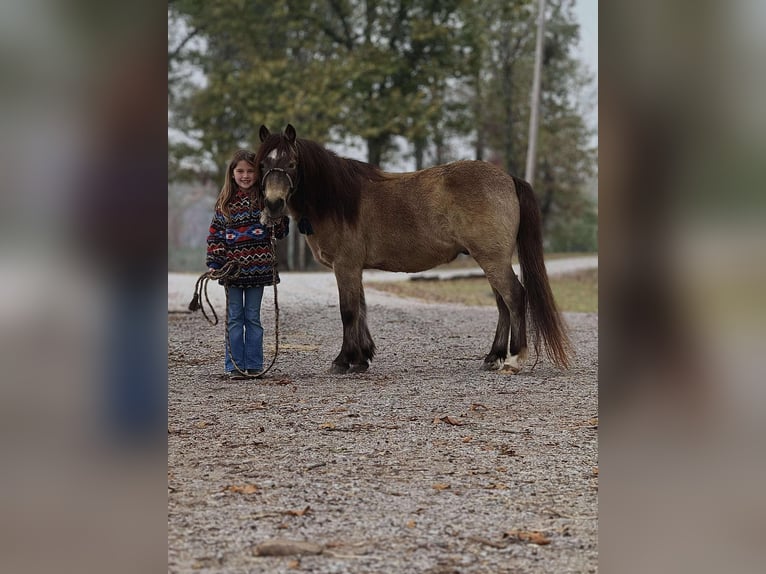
[{"x1": 369, "y1": 248, "x2": 463, "y2": 273}]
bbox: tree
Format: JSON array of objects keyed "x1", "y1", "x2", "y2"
[
  {"x1": 168, "y1": 0, "x2": 597, "y2": 252},
  {"x1": 169, "y1": 0, "x2": 471, "y2": 169},
  {"x1": 461, "y1": 0, "x2": 595, "y2": 242}
]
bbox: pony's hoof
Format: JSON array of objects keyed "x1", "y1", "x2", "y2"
[
  {"x1": 482, "y1": 356, "x2": 505, "y2": 371},
  {"x1": 348, "y1": 362, "x2": 369, "y2": 373},
  {"x1": 329, "y1": 363, "x2": 349, "y2": 374},
  {"x1": 502, "y1": 354, "x2": 523, "y2": 374}
]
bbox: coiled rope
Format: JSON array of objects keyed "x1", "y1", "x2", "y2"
[{"x1": 188, "y1": 228, "x2": 280, "y2": 379}]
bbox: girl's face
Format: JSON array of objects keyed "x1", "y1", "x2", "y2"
[{"x1": 232, "y1": 160, "x2": 256, "y2": 190}]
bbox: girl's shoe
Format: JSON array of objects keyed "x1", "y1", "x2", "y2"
[{"x1": 228, "y1": 371, "x2": 248, "y2": 380}]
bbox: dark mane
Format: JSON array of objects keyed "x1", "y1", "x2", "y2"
[{"x1": 255, "y1": 134, "x2": 385, "y2": 226}]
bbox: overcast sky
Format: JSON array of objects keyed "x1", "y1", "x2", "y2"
[
  {"x1": 574, "y1": 0, "x2": 598, "y2": 77},
  {"x1": 573, "y1": 0, "x2": 598, "y2": 150}
]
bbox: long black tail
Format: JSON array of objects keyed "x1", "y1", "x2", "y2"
[{"x1": 513, "y1": 176, "x2": 572, "y2": 369}]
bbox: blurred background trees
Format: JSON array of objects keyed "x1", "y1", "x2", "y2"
[{"x1": 168, "y1": 0, "x2": 596, "y2": 270}]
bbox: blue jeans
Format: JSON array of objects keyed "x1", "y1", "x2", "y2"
[{"x1": 225, "y1": 285, "x2": 264, "y2": 372}]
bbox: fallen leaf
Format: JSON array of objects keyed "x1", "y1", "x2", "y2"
[
  {"x1": 288, "y1": 559, "x2": 301, "y2": 569},
  {"x1": 432, "y1": 483, "x2": 451, "y2": 491},
  {"x1": 406, "y1": 520, "x2": 416, "y2": 528},
  {"x1": 320, "y1": 422, "x2": 336, "y2": 430},
  {"x1": 434, "y1": 415, "x2": 464, "y2": 426},
  {"x1": 470, "y1": 403, "x2": 489, "y2": 411},
  {"x1": 284, "y1": 506, "x2": 312, "y2": 517},
  {"x1": 592, "y1": 466, "x2": 599, "y2": 477},
  {"x1": 246, "y1": 401, "x2": 267, "y2": 410},
  {"x1": 504, "y1": 529, "x2": 551, "y2": 545},
  {"x1": 224, "y1": 484, "x2": 259, "y2": 494},
  {"x1": 253, "y1": 539, "x2": 324, "y2": 556},
  {"x1": 196, "y1": 421, "x2": 210, "y2": 429},
  {"x1": 462, "y1": 436, "x2": 473, "y2": 443},
  {"x1": 466, "y1": 535, "x2": 508, "y2": 549}
]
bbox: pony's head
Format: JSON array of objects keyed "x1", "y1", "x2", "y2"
[{"x1": 255, "y1": 124, "x2": 299, "y2": 223}]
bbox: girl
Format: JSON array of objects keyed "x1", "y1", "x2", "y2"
[{"x1": 206, "y1": 149, "x2": 290, "y2": 379}]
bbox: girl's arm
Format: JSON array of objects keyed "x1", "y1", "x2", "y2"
[{"x1": 206, "y1": 212, "x2": 227, "y2": 269}]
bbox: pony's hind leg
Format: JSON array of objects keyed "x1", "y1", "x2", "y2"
[
  {"x1": 483, "y1": 288, "x2": 511, "y2": 370},
  {"x1": 506, "y1": 271, "x2": 528, "y2": 372},
  {"x1": 481, "y1": 265, "x2": 527, "y2": 372}
]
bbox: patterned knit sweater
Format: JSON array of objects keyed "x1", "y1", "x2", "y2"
[{"x1": 206, "y1": 187, "x2": 289, "y2": 287}]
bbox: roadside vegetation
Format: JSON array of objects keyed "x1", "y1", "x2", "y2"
[{"x1": 366, "y1": 268, "x2": 597, "y2": 313}]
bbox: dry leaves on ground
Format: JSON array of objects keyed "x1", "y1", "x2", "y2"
[
  {"x1": 284, "y1": 506, "x2": 312, "y2": 517},
  {"x1": 434, "y1": 415, "x2": 464, "y2": 426},
  {"x1": 244, "y1": 401, "x2": 267, "y2": 411},
  {"x1": 224, "y1": 484, "x2": 259, "y2": 494},
  {"x1": 504, "y1": 529, "x2": 551, "y2": 545}
]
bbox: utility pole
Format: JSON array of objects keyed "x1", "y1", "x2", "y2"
[{"x1": 525, "y1": 0, "x2": 546, "y2": 185}]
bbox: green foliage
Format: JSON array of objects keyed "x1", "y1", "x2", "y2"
[
  {"x1": 546, "y1": 193, "x2": 598, "y2": 253},
  {"x1": 365, "y1": 268, "x2": 598, "y2": 313},
  {"x1": 169, "y1": 0, "x2": 596, "y2": 244}
]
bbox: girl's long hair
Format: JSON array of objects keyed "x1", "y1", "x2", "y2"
[{"x1": 214, "y1": 149, "x2": 258, "y2": 219}]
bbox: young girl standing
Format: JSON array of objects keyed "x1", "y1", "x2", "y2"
[{"x1": 206, "y1": 149, "x2": 290, "y2": 379}]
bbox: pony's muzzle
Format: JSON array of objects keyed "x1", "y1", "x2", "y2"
[{"x1": 264, "y1": 197, "x2": 285, "y2": 217}]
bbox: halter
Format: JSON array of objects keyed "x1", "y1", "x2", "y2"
[{"x1": 260, "y1": 166, "x2": 295, "y2": 194}]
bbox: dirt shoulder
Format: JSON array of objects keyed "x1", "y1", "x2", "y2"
[{"x1": 168, "y1": 273, "x2": 598, "y2": 573}]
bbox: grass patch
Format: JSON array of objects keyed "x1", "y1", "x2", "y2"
[
  {"x1": 548, "y1": 269, "x2": 599, "y2": 313},
  {"x1": 366, "y1": 268, "x2": 597, "y2": 313}
]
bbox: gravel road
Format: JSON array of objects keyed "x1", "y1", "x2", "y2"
[{"x1": 168, "y1": 266, "x2": 598, "y2": 573}]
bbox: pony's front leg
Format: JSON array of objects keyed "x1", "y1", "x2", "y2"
[{"x1": 331, "y1": 266, "x2": 376, "y2": 374}]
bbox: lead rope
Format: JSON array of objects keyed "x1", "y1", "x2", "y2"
[{"x1": 189, "y1": 223, "x2": 280, "y2": 379}]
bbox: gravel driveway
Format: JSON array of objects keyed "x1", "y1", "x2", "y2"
[{"x1": 168, "y1": 268, "x2": 598, "y2": 573}]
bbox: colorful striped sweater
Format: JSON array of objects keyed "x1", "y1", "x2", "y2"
[{"x1": 206, "y1": 187, "x2": 289, "y2": 287}]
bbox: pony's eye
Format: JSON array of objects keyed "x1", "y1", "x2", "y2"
[{"x1": 288, "y1": 162, "x2": 296, "y2": 169}]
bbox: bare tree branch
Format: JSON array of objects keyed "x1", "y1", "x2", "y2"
[{"x1": 169, "y1": 26, "x2": 200, "y2": 61}]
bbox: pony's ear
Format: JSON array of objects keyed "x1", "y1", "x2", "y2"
[
  {"x1": 259, "y1": 125, "x2": 271, "y2": 142},
  {"x1": 284, "y1": 124, "x2": 297, "y2": 143}
]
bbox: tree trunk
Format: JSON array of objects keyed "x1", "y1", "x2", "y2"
[
  {"x1": 474, "y1": 69, "x2": 485, "y2": 161},
  {"x1": 414, "y1": 138, "x2": 426, "y2": 170},
  {"x1": 502, "y1": 61, "x2": 516, "y2": 175},
  {"x1": 298, "y1": 233, "x2": 307, "y2": 270},
  {"x1": 539, "y1": 160, "x2": 555, "y2": 226},
  {"x1": 367, "y1": 135, "x2": 388, "y2": 167}
]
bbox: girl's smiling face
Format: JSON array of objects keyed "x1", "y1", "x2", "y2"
[{"x1": 232, "y1": 160, "x2": 256, "y2": 190}]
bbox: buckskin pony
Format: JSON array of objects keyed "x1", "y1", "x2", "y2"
[{"x1": 255, "y1": 124, "x2": 571, "y2": 374}]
